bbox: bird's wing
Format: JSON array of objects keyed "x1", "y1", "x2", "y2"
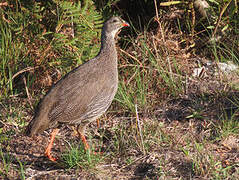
[{"x1": 47, "y1": 61, "x2": 111, "y2": 124}]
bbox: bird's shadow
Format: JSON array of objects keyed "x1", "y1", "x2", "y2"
[{"x1": 0, "y1": 132, "x2": 68, "y2": 173}]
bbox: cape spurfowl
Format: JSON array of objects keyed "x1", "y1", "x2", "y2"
[{"x1": 25, "y1": 17, "x2": 129, "y2": 161}]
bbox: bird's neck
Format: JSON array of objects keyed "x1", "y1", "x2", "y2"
[{"x1": 99, "y1": 32, "x2": 117, "y2": 56}]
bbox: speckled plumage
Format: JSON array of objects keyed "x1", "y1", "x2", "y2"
[{"x1": 26, "y1": 17, "x2": 129, "y2": 137}]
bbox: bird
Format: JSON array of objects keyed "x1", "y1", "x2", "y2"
[{"x1": 25, "y1": 16, "x2": 129, "y2": 161}]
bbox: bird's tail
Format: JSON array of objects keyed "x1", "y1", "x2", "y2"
[{"x1": 25, "y1": 118, "x2": 35, "y2": 137}]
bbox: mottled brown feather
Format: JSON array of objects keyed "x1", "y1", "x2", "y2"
[{"x1": 25, "y1": 16, "x2": 128, "y2": 137}]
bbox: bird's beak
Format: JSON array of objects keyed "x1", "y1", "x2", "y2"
[{"x1": 122, "y1": 21, "x2": 130, "y2": 27}]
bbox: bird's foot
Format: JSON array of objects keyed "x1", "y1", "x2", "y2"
[
  {"x1": 93, "y1": 147, "x2": 103, "y2": 155},
  {"x1": 44, "y1": 128, "x2": 59, "y2": 161},
  {"x1": 45, "y1": 148, "x2": 57, "y2": 161}
]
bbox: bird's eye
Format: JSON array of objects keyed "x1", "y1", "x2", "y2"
[{"x1": 112, "y1": 19, "x2": 118, "y2": 23}]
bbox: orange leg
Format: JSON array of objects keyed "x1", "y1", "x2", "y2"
[
  {"x1": 76, "y1": 125, "x2": 102, "y2": 155},
  {"x1": 45, "y1": 128, "x2": 59, "y2": 161},
  {"x1": 76, "y1": 125, "x2": 89, "y2": 151},
  {"x1": 97, "y1": 119, "x2": 100, "y2": 128},
  {"x1": 79, "y1": 132, "x2": 89, "y2": 150}
]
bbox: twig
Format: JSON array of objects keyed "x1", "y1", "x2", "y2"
[
  {"x1": 153, "y1": 5, "x2": 173, "y2": 79},
  {"x1": 154, "y1": 0, "x2": 159, "y2": 21},
  {"x1": 152, "y1": 35, "x2": 160, "y2": 59},
  {"x1": 23, "y1": 75, "x2": 33, "y2": 110},
  {"x1": 185, "y1": 74, "x2": 188, "y2": 95},
  {"x1": 115, "y1": 155, "x2": 148, "y2": 172},
  {"x1": 212, "y1": 0, "x2": 232, "y2": 38},
  {"x1": 135, "y1": 104, "x2": 145, "y2": 155},
  {"x1": 0, "y1": 2, "x2": 13, "y2": 8},
  {"x1": 126, "y1": 70, "x2": 137, "y2": 86},
  {"x1": 8, "y1": 66, "x2": 39, "y2": 85},
  {"x1": 189, "y1": 0, "x2": 195, "y2": 36},
  {"x1": 26, "y1": 169, "x2": 61, "y2": 180},
  {"x1": 119, "y1": 48, "x2": 143, "y2": 67}
]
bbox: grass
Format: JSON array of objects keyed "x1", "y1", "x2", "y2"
[
  {"x1": 0, "y1": 148, "x2": 11, "y2": 177},
  {"x1": 17, "y1": 158, "x2": 26, "y2": 180},
  {"x1": 0, "y1": 0, "x2": 239, "y2": 179},
  {"x1": 61, "y1": 143, "x2": 101, "y2": 170}
]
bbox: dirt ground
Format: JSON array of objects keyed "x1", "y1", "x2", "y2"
[{"x1": 1, "y1": 89, "x2": 239, "y2": 179}]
